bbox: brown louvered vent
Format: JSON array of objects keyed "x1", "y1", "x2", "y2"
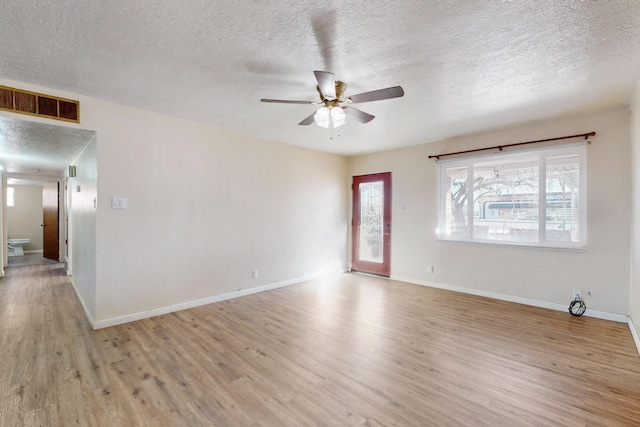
[{"x1": 0, "y1": 85, "x2": 79, "y2": 123}]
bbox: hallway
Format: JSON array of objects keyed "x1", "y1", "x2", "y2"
[{"x1": 7, "y1": 253, "x2": 61, "y2": 268}]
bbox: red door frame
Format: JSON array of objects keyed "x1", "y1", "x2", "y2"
[{"x1": 351, "y1": 172, "x2": 391, "y2": 276}]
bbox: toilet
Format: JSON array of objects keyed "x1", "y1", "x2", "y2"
[{"x1": 7, "y1": 238, "x2": 30, "y2": 257}]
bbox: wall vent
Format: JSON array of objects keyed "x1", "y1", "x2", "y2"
[{"x1": 0, "y1": 85, "x2": 79, "y2": 123}]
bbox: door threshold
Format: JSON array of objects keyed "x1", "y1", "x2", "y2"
[{"x1": 350, "y1": 270, "x2": 390, "y2": 279}]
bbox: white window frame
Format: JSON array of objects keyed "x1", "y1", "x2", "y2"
[{"x1": 437, "y1": 143, "x2": 587, "y2": 250}]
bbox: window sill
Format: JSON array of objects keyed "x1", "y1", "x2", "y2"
[{"x1": 436, "y1": 237, "x2": 587, "y2": 252}]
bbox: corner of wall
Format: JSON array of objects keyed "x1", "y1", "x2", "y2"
[
  {"x1": 629, "y1": 76, "x2": 640, "y2": 356},
  {"x1": 1, "y1": 173, "x2": 6, "y2": 270},
  {"x1": 70, "y1": 276, "x2": 96, "y2": 329},
  {"x1": 629, "y1": 317, "x2": 640, "y2": 357}
]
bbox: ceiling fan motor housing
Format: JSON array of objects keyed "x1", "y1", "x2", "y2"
[{"x1": 317, "y1": 81, "x2": 347, "y2": 102}]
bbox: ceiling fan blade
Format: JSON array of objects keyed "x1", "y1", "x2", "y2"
[
  {"x1": 347, "y1": 86, "x2": 404, "y2": 104},
  {"x1": 311, "y1": 11, "x2": 337, "y2": 72},
  {"x1": 298, "y1": 112, "x2": 316, "y2": 125},
  {"x1": 260, "y1": 98, "x2": 317, "y2": 104},
  {"x1": 314, "y1": 71, "x2": 336, "y2": 100},
  {"x1": 344, "y1": 106, "x2": 375, "y2": 123}
]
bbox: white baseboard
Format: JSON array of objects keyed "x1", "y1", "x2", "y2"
[
  {"x1": 24, "y1": 249, "x2": 43, "y2": 254},
  {"x1": 391, "y1": 275, "x2": 629, "y2": 323},
  {"x1": 92, "y1": 273, "x2": 329, "y2": 330},
  {"x1": 629, "y1": 317, "x2": 640, "y2": 357}
]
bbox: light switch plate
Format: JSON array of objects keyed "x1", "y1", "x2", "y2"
[{"x1": 112, "y1": 197, "x2": 128, "y2": 209}]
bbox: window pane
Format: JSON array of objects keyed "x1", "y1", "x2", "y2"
[
  {"x1": 473, "y1": 157, "x2": 539, "y2": 242},
  {"x1": 358, "y1": 181, "x2": 384, "y2": 263},
  {"x1": 546, "y1": 154, "x2": 580, "y2": 242},
  {"x1": 443, "y1": 166, "x2": 469, "y2": 237},
  {"x1": 437, "y1": 145, "x2": 585, "y2": 249},
  {"x1": 6, "y1": 187, "x2": 14, "y2": 207}
]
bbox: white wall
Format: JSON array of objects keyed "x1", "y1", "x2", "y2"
[
  {"x1": 630, "y1": 81, "x2": 640, "y2": 342},
  {"x1": 71, "y1": 135, "x2": 98, "y2": 320},
  {"x1": 79, "y1": 97, "x2": 349, "y2": 324},
  {"x1": 6, "y1": 184, "x2": 43, "y2": 252},
  {"x1": 350, "y1": 106, "x2": 631, "y2": 316}
]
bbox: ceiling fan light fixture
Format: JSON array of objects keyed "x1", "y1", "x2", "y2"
[
  {"x1": 314, "y1": 106, "x2": 346, "y2": 128},
  {"x1": 331, "y1": 107, "x2": 346, "y2": 128},
  {"x1": 314, "y1": 106, "x2": 331, "y2": 128}
]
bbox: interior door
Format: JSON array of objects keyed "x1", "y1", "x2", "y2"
[
  {"x1": 352, "y1": 172, "x2": 391, "y2": 276},
  {"x1": 43, "y1": 182, "x2": 59, "y2": 261}
]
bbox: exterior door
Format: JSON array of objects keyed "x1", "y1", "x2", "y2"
[
  {"x1": 43, "y1": 182, "x2": 59, "y2": 261},
  {"x1": 352, "y1": 172, "x2": 391, "y2": 276}
]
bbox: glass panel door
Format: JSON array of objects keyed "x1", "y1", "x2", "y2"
[{"x1": 352, "y1": 172, "x2": 391, "y2": 276}]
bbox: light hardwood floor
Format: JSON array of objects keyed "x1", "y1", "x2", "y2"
[
  {"x1": 7, "y1": 253, "x2": 60, "y2": 267},
  {"x1": 1, "y1": 263, "x2": 640, "y2": 426}
]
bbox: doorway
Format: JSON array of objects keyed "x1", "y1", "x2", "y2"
[
  {"x1": 42, "y1": 182, "x2": 59, "y2": 261},
  {"x1": 4, "y1": 180, "x2": 62, "y2": 267},
  {"x1": 351, "y1": 172, "x2": 391, "y2": 276},
  {"x1": 1, "y1": 115, "x2": 94, "y2": 272}
]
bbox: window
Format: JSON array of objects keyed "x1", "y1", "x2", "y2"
[
  {"x1": 438, "y1": 144, "x2": 586, "y2": 249},
  {"x1": 6, "y1": 187, "x2": 14, "y2": 207}
]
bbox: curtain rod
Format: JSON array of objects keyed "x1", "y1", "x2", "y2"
[{"x1": 428, "y1": 131, "x2": 596, "y2": 160}]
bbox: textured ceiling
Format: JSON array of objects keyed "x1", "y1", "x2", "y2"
[
  {"x1": 0, "y1": 116, "x2": 95, "y2": 178},
  {"x1": 1, "y1": 1, "x2": 640, "y2": 156}
]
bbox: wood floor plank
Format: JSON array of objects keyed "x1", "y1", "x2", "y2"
[{"x1": 1, "y1": 264, "x2": 640, "y2": 426}]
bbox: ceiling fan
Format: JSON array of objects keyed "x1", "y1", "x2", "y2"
[{"x1": 260, "y1": 71, "x2": 404, "y2": 128}]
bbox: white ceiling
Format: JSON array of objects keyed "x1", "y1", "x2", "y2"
[
  {"x1": 0, "y1": 116, "x2": 95, "y2": 179},
  {"x1": 1, "y1": 1, "x2": 640, "y2": 157}
]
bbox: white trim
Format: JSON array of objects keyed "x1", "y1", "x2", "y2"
[
  {"x1": 629, "y1": 317, "x2": 640, "y2": 357},
  {"x1": 92, "y1": 273, "x2": 332, "y2": 330},
  {"x1": 435, "y1": 237, "x2": 587, "y2": 252},
  {"x1": 391, "y1": 275, "x2": 629, "y2": 323},
  {"x1": 24, "y1": 249, "x2": 43, "y2": 254}
]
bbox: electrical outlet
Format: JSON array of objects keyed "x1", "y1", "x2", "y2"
[
  {"x1": 252, "y1": 270, "x2": 259, "y2": 279},
  {"x1": 427, "y1": 265, "x2": 434, "y2": 273},
  {"x1": 572, "y1": 289, "x2": 582, "y2": 299}
]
